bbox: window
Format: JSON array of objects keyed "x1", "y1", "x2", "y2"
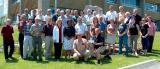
[
  {"x1": 144, "y1": 3, "x2": 158, "y2": 12},
  {"x1": 105, "y1": 0, "x2": 116, "y2": 4},
  {"x1": 121, "y1": 0, "x2": 137, "y2": 7},
  {"x1": 12, "y1": 0, "x2": 20, "y2": 4}
]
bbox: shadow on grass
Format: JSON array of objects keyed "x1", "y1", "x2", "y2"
[
  {"x1": 140, "y1": 49, "x2": 160, "y2": 57},
  {"x1": 6, "y1": 57, "x2": 19, "y2": 63},
  {"x1": 127, "y1": 54, "x2": 139, "y2": 58},
  {"x1": 36, "y1": 60, "x2": 49, "y2": 64}
]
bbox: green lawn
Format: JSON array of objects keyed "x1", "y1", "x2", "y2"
[{"x1": 0, "y1": 26, "x2": 160, "y2": 69}]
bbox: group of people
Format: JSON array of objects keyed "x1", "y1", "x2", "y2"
[{"x1": 1, "y1": 5, "x2": 157, "y2": 64}]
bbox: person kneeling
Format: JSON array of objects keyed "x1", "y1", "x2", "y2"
[
  {"x1": 73, "y1": 33, "x2": 90, "y2": 62},
  {"x1": 93, "y1": 28, "x2": 107, "y2": 64}
]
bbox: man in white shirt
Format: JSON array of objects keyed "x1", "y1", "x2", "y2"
[
  {"x1": 106, "y1": 5, "x2": 118, "y2": 22},
  {"x1": 84, "y1": 9, "x2": 92, "y2": 26},
  {"x1": 75, "y1": 16, "x2": 88, "y2": 38}
]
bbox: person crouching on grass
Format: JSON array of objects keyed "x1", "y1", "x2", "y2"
[
  {"x1": 63, "y1": 19, "x2": 76, "y2": 59},
  {"x1": 73, "y1": 33, "x2": 90, "y2": 62},
  {"x1": 1, "y1": 19, "x2": 15, "y2": 61}
]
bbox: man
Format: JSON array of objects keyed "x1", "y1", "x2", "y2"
[
  {"x1": 43, "y1": 17, "x2": 54, "y2": 60},
  {"x1": 75, "y1": 16, "x2": 88, "y2": 38},
  {"x1": 84, "y1": 9, "x2": 92, "y2": 28},
  {"x1": 52, "y1": 9, "x2": 60, "y2": 22},
  {"x1": 93, "y1": 28, "x2": 106, "y2": 64},
  {"x1": 1, "y1": 19, "x2": 15, "y2": 61},
  {"x1": 58, "y1": 10, "x2": 67, "y2": 28},
  {"x1": 106, "y1": 5, "x2": 118, "y2": 23},
  {"x1": 30, "y1": 16, "x2": 43, "y2": 61},
  {"x1": 23, "y1": 16, "x2": 33, "y2": 59},
  {"x1": 73, "y1": 33, "x2": 90, "y2": 61},
  {"x1": 132, "y1": 8, "x2": 142, "y2": 25}
]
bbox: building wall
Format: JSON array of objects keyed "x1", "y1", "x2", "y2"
[{"x1": 9, "y1": 0, "x2": 160, "y2": 21}]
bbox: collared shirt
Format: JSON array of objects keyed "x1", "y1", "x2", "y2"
[
  {"x1": 30, "y1": 24, "x2": 43, "y2": 37},
  {"x1": 84, "y1": 15, "x2": 92, "y2": 25},
  {"x1": 94, "y1": 34, "x2": 104, "y2": 49},
  {"x1": 75, "y1": 23, "x2": 88, "y2": 35},
  {"x1": 1, "y1": 25, "x2": 14, "y2": 41},
  {"x1": 23, "y1": 23, "x2": 32, "y2": 36},
  {"x1": 99, "y1": 21, "x2": 107, "y2": 32},
  {"x1": 43, "y1": 24, "x2": 53, "y2": 36},
  {"x1": 106, "y1": 11, "x2": 118, "y2": 21}
]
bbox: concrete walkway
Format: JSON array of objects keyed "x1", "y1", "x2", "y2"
[{"x1": 119, "y1": 59, "x2": 160, "y2": 69}]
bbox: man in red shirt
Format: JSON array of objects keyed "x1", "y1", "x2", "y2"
[{"x1": 1, "y1": 19, "x2": 15, "y2": 61}]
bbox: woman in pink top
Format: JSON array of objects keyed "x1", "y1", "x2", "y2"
[{"x1": 146, "y1": 16, "x2": 157, "y2": 52}]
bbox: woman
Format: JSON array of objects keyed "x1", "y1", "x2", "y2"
[
  {"x1": 23, "y1": 16, "x2": 33, "y2": 59},
  {"x1": 118, "y1": 6, "x2": 126, "y2": 24},
  {"x1": 53, "y1": 18, "x2": 64, "y2": 61},
  {"x1": 90, "y1": 16, "x2": 99, "y2": 39},
  {"x1": 140, "y1": 18, "x2": 149, "y2": 54},
  {"x1": 18, "y1": 14, "x2": 26, "y2": 58},
  {"x1": 128, "y1": 16, "x2": 140, "y2": 56},
  {"x1": 146, "y1": 16, "x2": 157, "y2": 52},
  {"x1": 106, "y1": 19, "x2": 116, "y2": 54},
  {"x1": 90, "y1": 16, "x2": 99, "y2": 29},
  {"x1": 63, "y1": 19, "x2": 76, "y2": 59}
]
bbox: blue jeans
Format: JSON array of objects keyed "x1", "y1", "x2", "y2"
[
  {"x1": 118, "y1": 34, "x2": 129, "y2": 56},
  {"x1": 141, "y1": 36, "x2": 149, "y2": 50}
]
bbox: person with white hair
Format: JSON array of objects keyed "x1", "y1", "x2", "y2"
[
  {"x1": 58, "y1": 10, "x2": 68, "y2": 28},
  {"x1": 132, "y1": 8, "x2": 142, "y2": 25},
  {"x1": 30, "y1": 16, "x2": 43, "y2": 61},
  {"x1": 1, "y1": 18, "x2": 15, "y2": 61}
]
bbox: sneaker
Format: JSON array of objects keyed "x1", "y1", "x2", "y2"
[
  {"x1": 96, "y1": 60, "x2": 101, "y2": 64},
  {"x1": 135, "y1": 52, "x2": 139, "y2": 56}
]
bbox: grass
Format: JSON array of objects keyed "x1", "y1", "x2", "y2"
[{"x1": 0, "y1": 26, "x2": 160, "y2": 69}]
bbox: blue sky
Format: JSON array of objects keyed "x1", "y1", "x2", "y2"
[{"x1": 0, "y1": 0, "x2": 3, "y2": 6}]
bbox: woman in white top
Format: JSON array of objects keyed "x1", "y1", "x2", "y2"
[
  {"x1": 53, "y1": 18, "x2": 64, "y2": 60},
  {"x1": 106, "y1": 19, "x2": 116, "y2": 54}
]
